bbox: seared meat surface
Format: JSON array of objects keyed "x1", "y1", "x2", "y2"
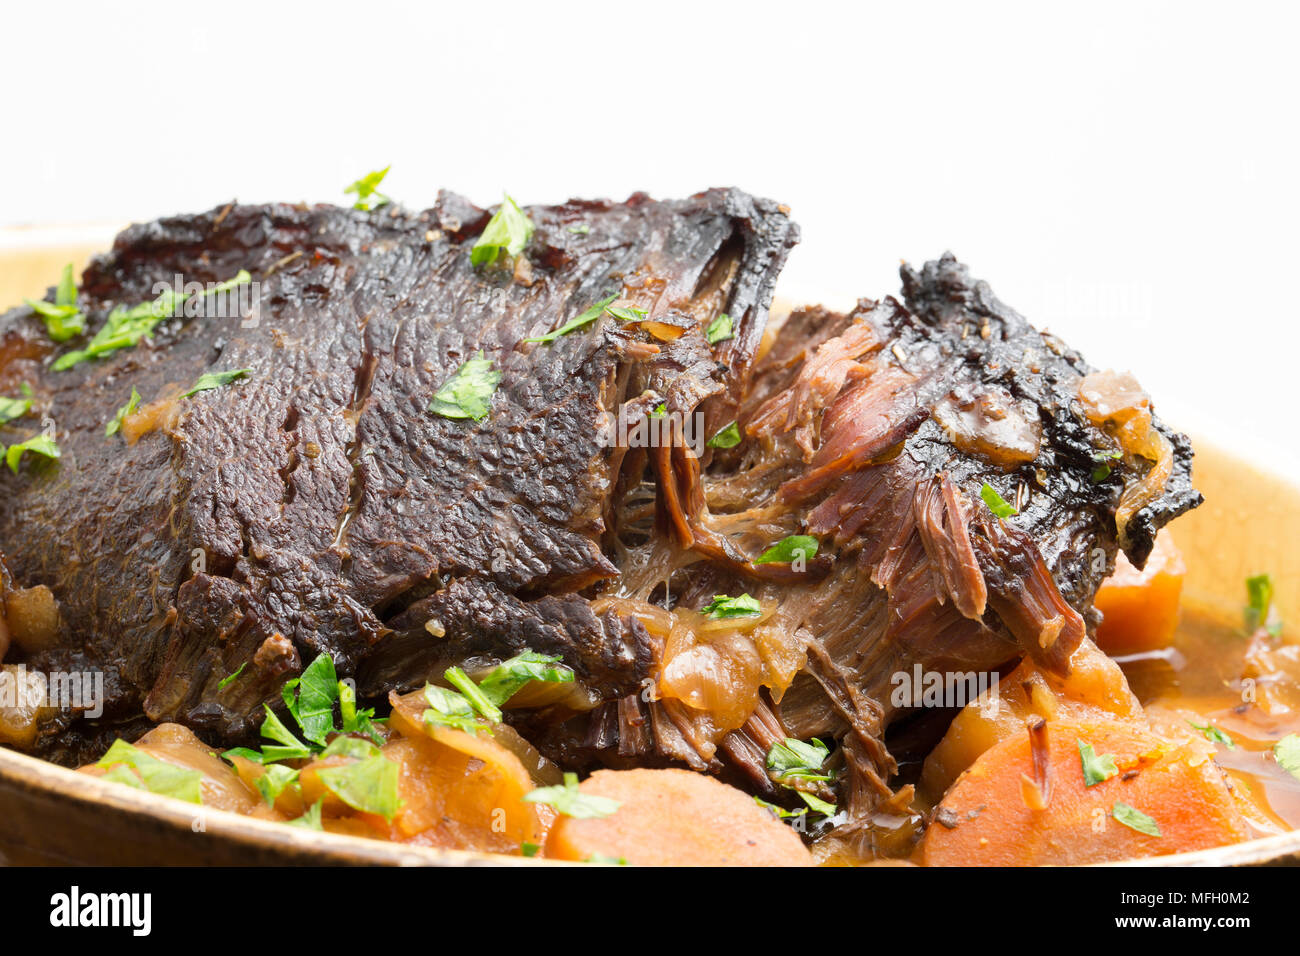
[{"x1": 0, "y1": 191, "x2": 796, "y2": 752}]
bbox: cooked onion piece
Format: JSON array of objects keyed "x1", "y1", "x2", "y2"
[
  {"x1": 0, "y1": 664, "x2": 56, "y2": 749},
  {"x1": 376, "y1": 689, "x2": 554, "y2": 853},
  {"x1": 1077, "y1": 370, "x2": 1174, "y2": 552},
  {"x1": 931, "y1": 384, "x2": 1041, "y2": 468},
  {"x1": 80, "y1": 722, "x2": 273, "y2": 817},
  {"x1": 3, "y1": 584, "x2": 61, "y2": 654}
]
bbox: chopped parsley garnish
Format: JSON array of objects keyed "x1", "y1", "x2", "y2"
[
  {"x1": 444, "y1": 666, "x2": 504, "y2": 724},
  {"x1": 604, "y1": 304, "x2": 647, "y2": 322},
  {"x1": 1274, "y1": 734, "x2": 1300, "y2": 781},
  {"x1": 650, "y1": 403, "x2": 667, "y2": 419},
  {"x1": 1188, "y1": 720, "x2": 1235, "y2": 749},
  {"x1": 255, "y1": 705, "x2": 315, "y2": 762},
  {"x1": 289, "y1": 799, "x2": 324, "y2": 830},
  {"x1": 706, "y1": 420, "x2": 742, "y2": 449},
  {"x1": 344, "y1": 167, "x2": 392, "y2": 211},
  {"x1": 105, "y1": 386, "x2": 142, "y2": 438},
  {"x1": 425, "y1": 653, "x2": 576, "y2": 734},
  {"x1": 316, "y1": 753, "x2": 401, "y2": 821},
  {"x1": 567, "y1": 224, "x2": 590, "y2": 235},
  {"x1": 522, "y1": 771, "x2": 620, "y2": 819},
  {"x1": 1111, "y1": 801, "x2": 1161, "y2": 836},
  {"x1": 5, "y1": 433, "x2": 60, "y2": 473},
  {"x1": 1077, "y1": 738, "x2": 1119, "y2": 786},
  {"x1": 766, "y1": 737, "x2": 833, "y2": 784},
  {"x1": 217, "y1": 661, "x2": 247, "y2": 690},
  {"x1": 220, "y1": 747, "x2": 270, "y2": 765},
  {"x1": 254, "y1": 764, "x2": 299, "y2": 806},
  {"x1": 181, "y1": 368, "x2": 251, "y2": 399},
  {"x1": 755, "y1": 796, "x2": 807, "y2": 820},
  {"x1": 429, "y1": 352, "x2": 502, "y2": 421},
  {"x1": 523, "y1": 293, "x2": 618, "y2": 344},
  {"x1": 980, "y1": 482, "x2": 1018, "y2": 518},
  {"x1": 98, "y1": 739, "x2": 203, "y2": 804},
  {"x1": 52, "y1": 270, "x2": 251, "y2": 371},
  {"x1": 700, "y1": 593, "x2": 762, "y2": 619},
  {"x1": 584, "y1": 854, "x2": 628, "y2": 865},
  {"x1": 223, "y1": 653, "x2": 399, "y2": 818},
  {"x1": 476, "y1": 651, "x2": 575, "y2": 707},
  {"x1": 705, "y1": 313, "x2": 733, "y2": 345},
  {"x1": 320, "y1": 735, "x2": 380, "y2": 761},
  {"x1": 1090, "y1": 449, "x2": 1123, "y2": 483},
  {"x1": 222, "y1": 651, "x2": 382, "y2": 766},
  {"x1": 796, "y1": 791, "x2": 837, "y2": 816},
  {"x1": 213, "y1": 653, "x2": 397, "y2": 822},
  {"x1": 282, "y1": 653, "x2": 346, "y2": 746},
  {"x1": 24, "y1": 263, "x2": 85, "y2": 342},
  {"x1": 205, "y1": 648, "x2": 580, "y2": 832},
  {"x1": 1246, "y1": 573, "x2": 1280, "y2": 635},
  {"x1": 422, "y1": 683, "x2": 484, "y2": 735},
  {"x1": 337, "y1": 680, "x2": 381, "y2": 740},
  {"x1": 764, "y1": 738, "x2": 837, "y2": 816},
  {"x1": 754, "y1": 534, "x2": 819, "y2": 566},
  {"x1": 0, "y1": 392, "x2": 32, "y2": 425},
  {"x1": 472, "y1": 194, "x2": 534, "y2": 267},
  {"x1": 521, "y1": 841, "x2": 542, "y2": 857}
]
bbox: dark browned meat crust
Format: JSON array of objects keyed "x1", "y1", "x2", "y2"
[
  {"x1": 899, "y1": 253, "x2": 1200, "y2": 573},
  {"x1": 0, "y1": 190, "x2": 797, "y2": 756}
]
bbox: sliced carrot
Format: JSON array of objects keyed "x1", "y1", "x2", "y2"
[
  {"x1": 382, "y1": 689, "x2": 552, "y2": 852},
  {"x1": 1094, "y1": 528, "x2": 1185, "y2": 656},
  {"x1": 919, "y1": 718, "x2": 1251, "y2": 866},
  {"x1": 920, "y1": 640, "x2": 1141, "y2": 799},
  {"x1": 546, "y1": 768, "x2": 813, "y2": 866}
]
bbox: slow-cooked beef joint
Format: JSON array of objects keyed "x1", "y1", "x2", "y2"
[
  {"x1": 0, "y1": 191, "x2": 797, "y2": 759},
  {"x1": 0, "y1": 191, "x2": 1197, "y2": 852}
]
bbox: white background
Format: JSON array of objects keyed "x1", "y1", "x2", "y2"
[{"x1": 2, "y1": 1, "x2": 1296, "y2": 469}]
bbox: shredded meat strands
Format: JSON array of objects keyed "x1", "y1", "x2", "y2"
[
  {"x1": 555, "y1": 260, "x2": 1195, "y2": 861},
  {"x1": 1020, "y1": 716, "x2": 1053, "y2": 811}
]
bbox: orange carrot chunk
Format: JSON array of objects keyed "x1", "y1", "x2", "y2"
[
  {"x1": 1094, "y1": 528, "x2": 1185, "y2": 656},
  {"x1": 546, "y1": 768, "x2": 813, "y2": 866},
  {"x1": 919, "y1": 718, "x2": 1250, "y2": 866}
]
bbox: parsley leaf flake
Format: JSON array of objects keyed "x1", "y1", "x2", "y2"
[
  {"x1": 700, "y1": 593, "x2": 762, "y2": 619},
  {"x1": 523, "y1": 771, "x2": 620, "y2": 819},
  {"x1": 430, "y1": 352, "x2": 502, "y2": 421},
  {"x1": 754, "y1": 534, "x2": 819, "y2": 566},
  {"x1": 705, "y1": 313, "x2": 733, "y2": 345},
  {"x1": 1112, "y1": 801, "x2": 1161, "y2": 836},
  {"x1": 472, "y1": 194, "x2": 534, "y2": 267},
  {"x1": 980, "y1": 482, "x2": 1018, "y2": 518},
  {"x1": 1078, "y1": 738, "x2": 1119, "y2": 786}
]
